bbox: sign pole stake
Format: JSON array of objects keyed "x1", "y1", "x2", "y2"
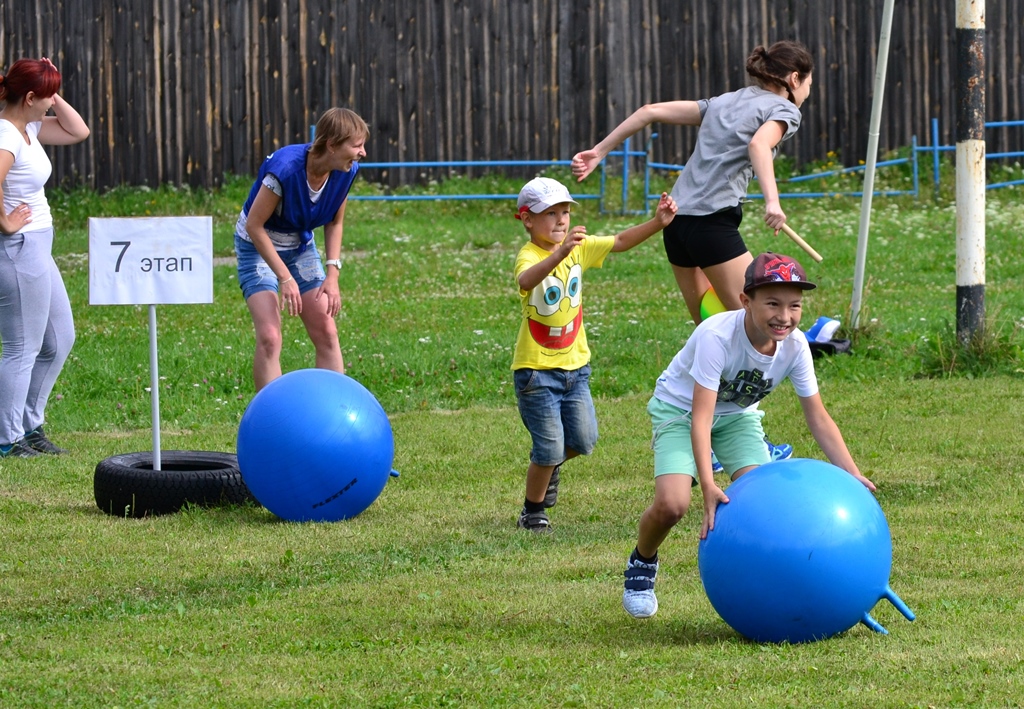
[{"x1": 148, "y1": 304, "x2": 162, "y2": 471}]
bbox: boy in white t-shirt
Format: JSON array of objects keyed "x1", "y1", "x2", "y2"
[{"x1": 621, "y1": 252, "x2": 877, "y2": 619}]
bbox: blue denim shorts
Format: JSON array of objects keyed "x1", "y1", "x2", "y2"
[
  {"x1": 234, "y1": 234, "x2": 325, "y2": 299},
  {"x1": 648, "y1": 396, "x2": 768, "y2": 478},
  {"x1": 514, "y1": 364, "x2": 598, "y2": 466}
]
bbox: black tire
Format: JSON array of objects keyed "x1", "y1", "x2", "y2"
[{"x1": 94, "y1": 450, "x2": 257, "y2": 518}]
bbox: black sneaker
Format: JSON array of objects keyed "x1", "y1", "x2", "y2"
[
  {"x1": 543, "y1": 465, "x2": 561, "y2": 508},
  {"x1": 0, "y1": 440, "x2": 41, "y2": 458},
  {"x1": 517, "y1": 507, "x2": 551, "y2": 533},
  {"x1": 24, "y1": 426, "x2": 67, "y2": 455}
]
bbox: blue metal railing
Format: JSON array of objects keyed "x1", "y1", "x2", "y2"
[
  {"x1": 928, "y1": 118, "x2": 1024, "y2": 195},
  {"x1": 311, "y1": 119, "x2": 1022, "y2": 214},
  {"x1": 348, "y1": 143, "x2": 645, "y2": 215},
  {"x1": 642, "y1": 133, "x2": 920, "y2": 212},
  {"x1": 348, "y1": 159, "x2": 596, "y2": 204}
]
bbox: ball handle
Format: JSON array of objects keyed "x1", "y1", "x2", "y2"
[
  {"x1": 859, "y1": 584, "x2": 916, "y2": 635},
  {"x1": 883, "y1": 584, "x2": 917, "y2": 621},
  {"x1": 860, "y1": 612, "x2": 888, "y2": 635}
]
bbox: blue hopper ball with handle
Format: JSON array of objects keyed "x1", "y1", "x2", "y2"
[
  {"x1": 237, "y1": 369, "x2": 396, "y2": 522},
  {"x1": 698, "y1": 458, "x2": 915, "y2": 643}
]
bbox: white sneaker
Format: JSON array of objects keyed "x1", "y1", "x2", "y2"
[{"x1": 622, "y1": 555, "x2": 659, "y2": 618}]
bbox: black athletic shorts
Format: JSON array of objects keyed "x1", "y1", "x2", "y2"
[{"x1": 662, "y1": 204, "x2": 748, "y2": 268}]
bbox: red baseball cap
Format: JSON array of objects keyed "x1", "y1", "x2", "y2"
[{"x1": 743, "y1": 252, "x2": 816, "y2": 293}]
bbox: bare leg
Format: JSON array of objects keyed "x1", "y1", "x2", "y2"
[
  {"x1": 670, "y1": 265, "x2": 711, "y2": 322},
  {"x1": 524, "y1": 449, "x2": 580, "y2": 503},
  {"x1": 635, "y1": 474, "x2": 694, "y2": 558},
  {"x1": 731, "y1": 465, "x2": 757, "y2": 480},
  {"x1": 670, "y1": 252, "x2": 754, "y2": 324},
  {"x1": 298, "y1": 289, "x2": 344, "y2": 374},
  {"x1": 700, "y1": 252, "x2": 754, "y2": 311},
  {"x1": 245, "y1": 291, "x2": 284, "y2": 391}
]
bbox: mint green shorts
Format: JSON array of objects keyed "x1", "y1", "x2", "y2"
[{"x1": 647, "y1": 396, "x2": 769, "y2": 479}]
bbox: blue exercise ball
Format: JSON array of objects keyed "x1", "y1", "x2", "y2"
[
  {"x1": 236, "y1": 369, "x2": 395, "y2": 522},
  {"x1": 698, "y1": 458, "x2": 914, "y2": 643}
]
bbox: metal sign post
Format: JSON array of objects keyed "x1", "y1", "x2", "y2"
[{"x1": 88, "y1": 217, "x2": 214, "y2": 470}]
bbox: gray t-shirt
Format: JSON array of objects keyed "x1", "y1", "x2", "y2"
[{"x1": 670, "y1": 86, "x2": 802, "y2": 215}]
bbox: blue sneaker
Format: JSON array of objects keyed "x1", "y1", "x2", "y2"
[
  {"x1": 710, "y1": 451, "x2": 724, "y2": 474},
  {"x1": 766, "y1": 438, "x2": 793, "y2": 461},
  {"x1": 623, "y1": 553, "x2": 659, "y2": 618}
]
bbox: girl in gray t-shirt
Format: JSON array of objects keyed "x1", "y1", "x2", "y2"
[
  {"x1": 572, "y1": 40, "x2": 814, "y2": 464},
  {"x1": 572, "y1": 40, "x2": 813, "y2": 323}
]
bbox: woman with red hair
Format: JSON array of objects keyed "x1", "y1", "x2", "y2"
[{"x1": 0, "y1": 58, "x2": 89, "y2": 457}]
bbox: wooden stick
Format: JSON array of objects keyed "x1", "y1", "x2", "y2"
[{"x1": 780, "y1": 223, "x2": 823, "y2": 262}]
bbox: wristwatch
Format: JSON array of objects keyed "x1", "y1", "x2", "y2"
[{"x1": 325, "y1": 258, "x2": 343, "y2": 270}]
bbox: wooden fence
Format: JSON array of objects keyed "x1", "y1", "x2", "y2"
[{"x1": 1, "y1": 0, "x2": 1021, "y2": 190}]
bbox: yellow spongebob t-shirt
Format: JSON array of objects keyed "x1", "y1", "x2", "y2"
[{"x1": 511, "y1": 235, "x2": 615, "y2": 371}]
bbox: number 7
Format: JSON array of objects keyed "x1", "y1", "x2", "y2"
[{"x1": 110, "y1": 241, "x2": 131, "y2": 272}]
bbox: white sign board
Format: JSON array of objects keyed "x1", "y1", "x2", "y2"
[{"x1": 89, "y1": 217, "x2": 214, "y2": 305}]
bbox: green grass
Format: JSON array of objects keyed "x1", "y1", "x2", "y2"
[{"x1": 2, "y1": 173, "x2": 1024, "y2": 706}]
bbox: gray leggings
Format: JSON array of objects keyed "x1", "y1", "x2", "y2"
[{"x1": 0, "y1": 227, "x2": 75, "y2": 445}]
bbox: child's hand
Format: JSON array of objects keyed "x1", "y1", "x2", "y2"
[
  {"x1": 852, "y1": 471, "x2": 877, "y2": 493},
  {"x1": 654, "y1": 192, "x2": 677, "y2": 226},
  {"x1": 699, "y1": 484, "x2": 730, "y2": 539},
  {"x1": 571, "y1": 150, "x2": 602, "y2": 182},
  {"x1": 558, "y1": 225, "x2": 587, "y2": 256}
]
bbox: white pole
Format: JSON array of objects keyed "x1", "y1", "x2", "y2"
[
  {"x1": 850, "y1": 0, "x2": 896, "y2": 329},
  {"x1": 148, "y1": 305, "x2": 162, "y2": 471}
]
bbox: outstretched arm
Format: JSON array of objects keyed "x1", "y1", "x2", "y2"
[
  {"x1": 799, "y1": 392, "x2": 876, "y2": 492},
  {"x1": 610, "y1": 192, "x2": 677, "y2": 252},
  {"x1": 572, "y1": 101, "x2": 703, "y2": 182}
]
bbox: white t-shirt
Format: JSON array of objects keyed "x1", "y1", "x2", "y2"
[
  {"x1": 653, "y1": 308, "x2": 818, "y2": 415},
  {"x1": 0, "y1": 120, "x2": 53, "y2": 231}
]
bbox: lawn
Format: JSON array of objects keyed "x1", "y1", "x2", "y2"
[{"x1": 1, "y1": 170, "x2": 1023, "y2": 707}]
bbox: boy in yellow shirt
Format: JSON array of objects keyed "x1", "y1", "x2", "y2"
[{"x1": 512, "y1": 177, "x2": 676, "y2": 531}]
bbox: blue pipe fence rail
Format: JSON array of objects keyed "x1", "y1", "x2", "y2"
[
  {"x1": 928, "y1": 118, "x2": 1024, "y2": 193},
  {"x1": 642, "y1": 133, "x2": 921, "y2": 211},
  {"x1": 314, "y1": 120, "x2": 1024, "y2": 214}
]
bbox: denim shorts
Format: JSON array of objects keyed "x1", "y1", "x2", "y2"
[
  {"x1": 514, "y1": 364, "x2": 598, "y2": 466},
  {"x1": 234, "y1": 234, "x2": 325, "y2": 299},
  {"x1": 648, "y1": 396, "x2": 768, "y2": 478}
]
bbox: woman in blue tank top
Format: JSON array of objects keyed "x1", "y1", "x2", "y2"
[{"x1": 234, "y1": 108, "x2": 368, "y2": 390}]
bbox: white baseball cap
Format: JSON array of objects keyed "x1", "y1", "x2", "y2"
[{"x1": 515, "y1": 177, "x2": 578, "y2": 220}]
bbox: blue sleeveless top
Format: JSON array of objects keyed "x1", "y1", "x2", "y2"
[{"x1": 243, "y1": 144, "x2": 359, "y2": 251}]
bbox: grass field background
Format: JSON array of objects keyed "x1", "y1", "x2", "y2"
[{"x1": 1, "y1": 167, "x2": 1023, "y2": 707}]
